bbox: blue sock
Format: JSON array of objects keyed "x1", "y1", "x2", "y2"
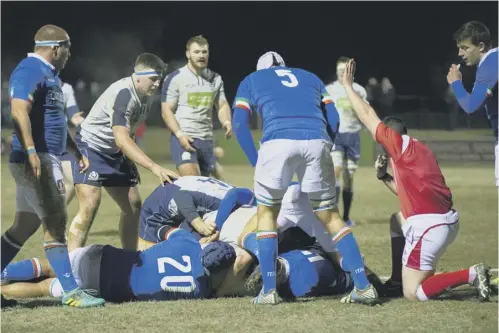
[
  {"x1": 44, "y1": 241, "x2": 78, "y2": 292},
  {"x1": 1, "y1": 232, "x2": 22, "y2": 272},
  {"x1": 1, "y1": 258, "x2": 42, "y2": 281},
  {"x1": 333, "y1": 228, "x2": 369, "y2": 290},
  {"x1": 256, "y1": 231, "x2": 278, "y2": 294},
  {"x1": 342, "y1": 189, "x2": 353, "y2": 221},
  {"x1": 242, "y1": 232, "x2": 259, "y2": 257},
  {"x1": 334, "y1": 184, "x2": 341, "y2": 206}
]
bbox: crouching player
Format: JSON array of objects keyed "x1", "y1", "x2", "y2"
[
  {"x1": 1, "y1": 229, "x2": 236, "y2": 302},
  {"x1": 138, "y1": 179, "x2": 253, "y2": 250},
  {"x1": 341, "y1": 59, "x2": 491, "y2": 302}
]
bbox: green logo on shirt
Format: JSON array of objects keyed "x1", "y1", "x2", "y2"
[{"x1": 187, "y1": 92, "x2": 214, "y2": 108}]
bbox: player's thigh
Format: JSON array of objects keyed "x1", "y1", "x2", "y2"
[
  {"x1": 61, "y1": 153, "x2": 75, "y2": 184},
  {"x1": 330, "y1": 150, "x2": 345, "y2": 178},
  {"x1": 220, "y1": 207, "x2": 257, "y2": 244},
  {"x1": 68, "y1": 245, "x2": 94, "y2": 286},
  {"x1": 105, "y1": 185, "x2": 142, "y2": 214},
  {"x1": 170, "y1": 134, "x2": 201, "y2": 172},
  {"x1": 254, "y1": 139, "x2": 298, "y2": 203},
  {"x1": 75, "y1": 183, "x2": 102, "y2": 215},
  {"x1": 10, "y1": 155, "x2": 67, "y2": 221},
  {"x1": 402, "y1": 214, "x2": 460, "y2": 272},
  {"x1": 299, "y1": 139, "x2": 336, "y2": 210}
]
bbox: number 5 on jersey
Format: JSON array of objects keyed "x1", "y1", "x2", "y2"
[
  {"x1": 275, "y1": 69, "x2": 299, "y2": 87},
  {"x1": 157, "y1": 256, "x2": 196, "y2": 293}
]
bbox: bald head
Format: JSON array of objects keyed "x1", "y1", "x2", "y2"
[{"x1": 34, "y1": 24, "x2": 69, "y2": 47}]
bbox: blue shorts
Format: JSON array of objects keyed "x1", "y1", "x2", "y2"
[
  {"x1": 332, "y1": 131, "x2": 361, "y2": 163},
  {"x1": 279, "y1": 247, "x2": 353, "y2": 298},
  {"x1": 60, "y1": 151, "x2": 75, "y2": 162},
  {"x1": 73, "y1": 134, "x2": 140, "y2": 188},
  {"x1": 170, "y1": 135, "x2": 215, "y2": 176}
]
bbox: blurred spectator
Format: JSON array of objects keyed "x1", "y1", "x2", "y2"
[
  {"x1": 365, "y1": 77, "x2": 381, "y2": 104},
  {"x1": 379, "y1": 77, "x2": 396, "y2": 117}
]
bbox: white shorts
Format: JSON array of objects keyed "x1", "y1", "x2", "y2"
[
  {"x1": 495, "y1": 142, "x2": 498, "y2": 187},
  {"x1": 279, "y1": 185, "x2": 336, "y2": 253},
  {"x1": 254, "y1": 139, "x2": 336, "y2": 209},
  {"x1": 49, "y1": 245, "x2": 93, "y2": 297},
  {"x1": 9, "y1": 153, "x2": 66, "y2": 219},
  {"x1": 402, "y1": 210, "x2": 460, "y2": 271},
  {"x1": 219, "y1": 206, "x2": 256, "y2": 244}
]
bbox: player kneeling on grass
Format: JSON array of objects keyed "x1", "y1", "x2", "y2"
[
  {"x1": 341, "y1": 59, "x2": 491, "y2": 302},
  {"x1": 1, "y1": 229, "x2": 236, "y2": 303}
]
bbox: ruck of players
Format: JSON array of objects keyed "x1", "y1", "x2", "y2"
[{"x1": 1, "y1": 20, "x2": 497, "y2": 311}]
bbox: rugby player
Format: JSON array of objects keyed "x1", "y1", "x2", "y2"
[
  {"x1": 60, "y1": 81, "x2": 85, "y2": 204},
  {"x1": 67, "y1": 53, "x2": 178, "y2": 252},
  {"x1": 161, "y1": 35, "x2": 232, "y2": 177},
  {"x1": 1, "y1": 229, "x2": 236, "y2": 303},
  {"x1": 232, "y1": 51, "x2": 379, "y2": 305},
  {"x1": 326, "y1": 57, "x2": 369, "y2": 226},
  {"x1": 342, "y1": 59, "x2": 491, "y2": 302},
  {"x1": 1, "y1": 24, "x2": 104, "y2": 308},
  {"x1": 447, "y1": 21, "x2": 498, "y2": 186}
]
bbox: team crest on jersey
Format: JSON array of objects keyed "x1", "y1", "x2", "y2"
[{"x1": 88, "y1": 171, "x2": 99, "y2": 181}]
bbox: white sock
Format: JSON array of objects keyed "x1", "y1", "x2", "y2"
[
  {"x1": 416, "y1": 285, "x2": 429, "y2": 301},
  {"x1": 468, "y1": 266, "x2": 477, "y2": 284}
]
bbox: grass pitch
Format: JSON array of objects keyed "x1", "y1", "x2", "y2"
[{"x1": 1, "y1": 129, "x2": 498, "y2": 332}]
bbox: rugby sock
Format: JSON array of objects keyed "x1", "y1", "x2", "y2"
[
  {"x1": 416, "y1": 268, "x2": 475, "y2": 301},
  {"x1": 390, "y1": 234, "x2": 405, "y2": 283},
  {"x1": 1, "y1": 232, "x2": 22, "y2": 272},
  {"x1": 334, "y1": 183, "x2": 341, "y2": 206},
  {"x1": 256, "y1": 231, "x2": 278, "y2": 294},
  {"x1": 342, "y1": 189, "x2": 353, "y2": 221},
  {"x1": 1, "y1": 258, "x2": 42, "y2": 281},
  {"x1": 44, "y1": 241, "x2": 78, "y2": 292},
  {"x1": 242, "y1": 232, "x2": 259, "y2": 257},
  {"x1": 333, "y1": 227, "x2": 370, "y2": 290}
]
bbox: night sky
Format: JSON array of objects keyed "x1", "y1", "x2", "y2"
[{"x1": 1, "y1": 1, "x2": 497, "y2": 100}]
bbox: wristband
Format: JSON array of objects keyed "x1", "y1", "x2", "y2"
[
  {"x1": 26, "y1": 147, "x2": 36, "y2": 155},
  {"x1": 377, "y1": 173, "x2": 393, "y2": 182}
]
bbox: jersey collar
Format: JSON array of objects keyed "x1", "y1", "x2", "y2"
[
  {"x1": 479, "y1": 47, "x2": 498, "y2": 67},
  {"x1": 27, "y1": 53, "x2": 56, "y2": 71}
]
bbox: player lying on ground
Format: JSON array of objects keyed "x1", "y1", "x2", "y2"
[
  {"x1": 1, "y1": 229, "x2": 236, "y2": 303},
  {"x1": 179, "y1": 183, "x2": 388, "y2": 299},
  {"x1": 138, "y1": 178, "x2": 254, "y2": 250},
  {"x1": 341, "y1": 59, "x2": 491, "y2": 302},
  {"x1": 68, "y1": 53, "x2": 178, "y2": 252}
]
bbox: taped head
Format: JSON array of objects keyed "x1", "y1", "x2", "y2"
[
  {"x1": 256, "y1": 51, "x2": 285, "y2": 71},
  {"x1": 201, "y1": 241, "x2": 236, "y2": 276}
]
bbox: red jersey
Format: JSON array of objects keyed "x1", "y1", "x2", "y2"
[{"x1": 375, "y1": 123, "x2": 453, "y2": 218}]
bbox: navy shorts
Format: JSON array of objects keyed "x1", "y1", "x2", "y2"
[
  {"x1": 60, "y1": 151, "x2": 75, "y2": 162},
  {"x1": 332, "y1": 131, "x2": 361, "y2": 162},
  {"x1": 170, "y1": 135, "x2": 215, "y2": 176},
  {"x1": 73, "y1": 134, "x2": 140, "y2": 188}
]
